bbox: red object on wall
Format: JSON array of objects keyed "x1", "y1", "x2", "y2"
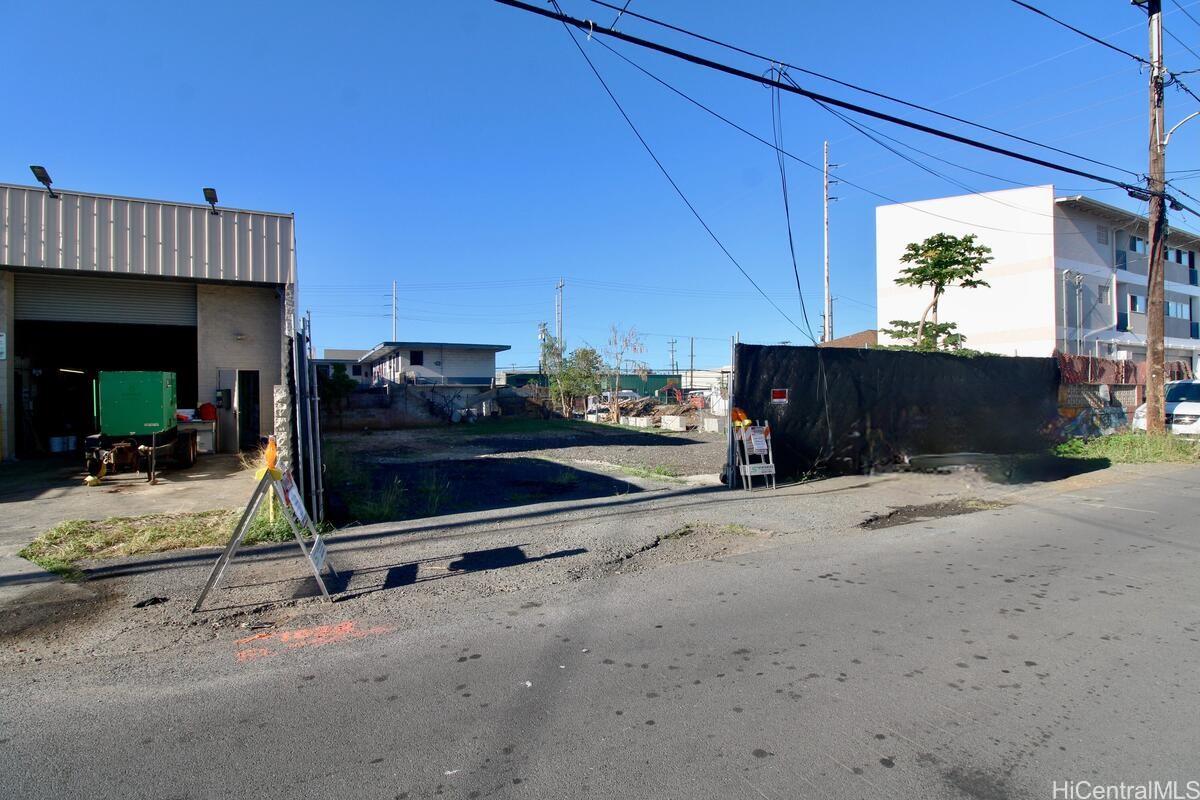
[{"x1": 196, "y1": 402, "x2": 218, "y2": 421}]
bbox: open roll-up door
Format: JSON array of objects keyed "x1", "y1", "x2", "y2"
[{"x1": 14, "y1": 273, "x2": 197, "y2": 325}]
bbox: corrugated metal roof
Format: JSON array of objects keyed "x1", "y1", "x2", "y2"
[{"x1": 1, "y1": 182, "x2": 295, "y2": 285}]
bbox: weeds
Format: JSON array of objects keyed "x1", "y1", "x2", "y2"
[
  {"x1": 663, "y1": 524, "x2": 694, "y2": 540},
  {"x1": 19, "y1": 504, "x2": 301, "y2": 581},
  {"x1": 619, "y1": 464, "x2": 682, "y2": 481},
  {"x1": 1055, "y1": 433, "x2": 1200, "y2": 464}
]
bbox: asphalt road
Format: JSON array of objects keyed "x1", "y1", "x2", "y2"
[{"x1": 2, "y1": 468, "x2": 1198, "y2": 800}]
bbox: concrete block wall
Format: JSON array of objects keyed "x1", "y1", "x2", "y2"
[{"x1": 196, "y1": 284, "x2": 284, "y2": 438}]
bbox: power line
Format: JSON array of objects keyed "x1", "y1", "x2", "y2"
[
  {"x1": 796, "y1": 78, "x2": 1065, "y2": 220},
  {"x1": 1006, "y1": 0, "x2": 1148, "y2": 64},
  {"x1": 495, "y1": 0, "x2": 1167, "y2": 202},
  {"x1": 769, "y1": 69, "x2": 818, "y2": 344},
  {"x1": 543, "y1": 0, "x2": 806, "y2": 333},
  {"x1": 1173, "y1": 0, "x2": 1200, "y2": 27},
  {"x1": 582, "y1": 28, "x2": 1136, "y2": 235},
  {"x1": 1005, "y1": 0, "x2": 1200, "y2": 107},
  {"x1": 1165, "y1": 25, "x2": 1200, "y2": 63},
  {"x1": 578, "y1": 0, "x2": 1139, "y2": 177}
]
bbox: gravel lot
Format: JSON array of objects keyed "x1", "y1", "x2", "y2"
[{"x1": 327, "y1": 419, "x2": 727, "y2": 478}]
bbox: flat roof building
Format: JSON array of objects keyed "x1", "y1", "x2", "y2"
[
  {"x1": 0, "y1": 181, "x2": 296, "y2": 458},
  {"x1": 876, "y1": 185, "x2": 1200, "y2": 369},
  {"x1": 361, "y1": 341, "x2": 510, "y2": 386}
]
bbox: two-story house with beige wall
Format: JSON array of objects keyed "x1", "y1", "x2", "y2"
[{"x1": 876, "y1": 185, "x2": 1200, "y2": 371}]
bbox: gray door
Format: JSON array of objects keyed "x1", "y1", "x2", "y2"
[{"x1": 216, "y1": 369, "x2": 237, "y2": 453}]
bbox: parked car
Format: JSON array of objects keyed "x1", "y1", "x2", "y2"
[{"x1": 1132, "y1": 379, "x2": 1200, "y2": 434}]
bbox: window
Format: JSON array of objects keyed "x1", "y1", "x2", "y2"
[
  {"x1": 1167, "y1": 300, "x2": 1192, "y2": 319},
  {"x1": 1096, "y1": 225, "x2": 1109, "y2": 245},
  {"x1": 351, "y1": 364, "x2": 362, "y2": 376},
  {"x1": 1166, "y1": 382, "x2": 1200, "y2": 402},
  {"x1": 1171, "y1": 248, "x2": 1196, "y2": 266},
  {"x1": 1129, "y1": 235, "x2": 1147, "y2": 254},
  {"x1": 1098, "y1": 283, "x2": 1112, "y2": 305},
  {"x1": 1129, "y1": 294, "x2": 1148, "y2": 314},
  {"x1": 410, "y1": 350, "x2": 424, "y2": 367}
]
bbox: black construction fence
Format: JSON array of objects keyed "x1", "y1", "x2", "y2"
[{"x1": 733, "y1": 344, "x2": 1061, "y2": 481}]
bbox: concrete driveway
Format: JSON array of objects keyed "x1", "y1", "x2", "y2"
[{"x1": 0, "y1": 453, "x2": 255, "y2": 603}]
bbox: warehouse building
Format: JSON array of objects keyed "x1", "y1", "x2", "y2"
[{"x1": 0, "y1": 180, "x2": 296, "y2": 460}]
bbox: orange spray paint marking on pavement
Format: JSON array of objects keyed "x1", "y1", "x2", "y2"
[{"x1": 234, "y1": 620, "x2": 394, "y2": 663}]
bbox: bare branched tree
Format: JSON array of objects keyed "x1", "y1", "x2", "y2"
[{"x1": 602, "y1": 325, "x2": 646, "y2": 422}]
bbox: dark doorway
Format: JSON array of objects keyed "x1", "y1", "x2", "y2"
[
  {"x1": 13, "y1": 320, "x2": 198, "y2": 458},
  {"x1": 237, "y1": 370, "x2": 261, "y2": 451}
]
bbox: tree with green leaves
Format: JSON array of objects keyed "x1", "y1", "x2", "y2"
[
  {"x1": 887, "y1": 232, "x2": 992, "y2": 350},
  {"x1": 557, "y1": 347, "x2": 604, "y2": 412},
  {"x1": 539, "y1": 325, "x2": 568, "y2": 416},
  {"x1": 880, "y1": 319, "x2": 969, "y2": 351}
]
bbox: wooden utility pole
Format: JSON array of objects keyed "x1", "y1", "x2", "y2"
[
  {"x1": 1146, "y1": 0, "x2": 1167, "y2": 434},
  {"x1": 391, "y1": 280, "x2": 397, "y2": 341}
]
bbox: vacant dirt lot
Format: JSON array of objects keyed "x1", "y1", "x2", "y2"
[
  {"x1": 329, "y1": 419, "x2": 724, "y2": 475},
  {"x1": 322, "y1": 419, "x2": 726, "y2": 525}
]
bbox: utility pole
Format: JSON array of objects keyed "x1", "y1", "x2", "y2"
[
  {"x1": 1145, "y1": 0, "x2": 1167, "y2": 434},
  {"x1": 555, "y1": 278, "x2": 564, "y2": 347},
  {"x1": 668, "y1": 338, "x2": 677, "y2": 374},
  {"x1": 689, "y1": 337, "x2": 695, "y2": 391},
  {"x1": 538, "y1": 321, "x2": 549, "y2": 373},
  {"x1": 823, "y1": 141, "x2": 837, "y2": 343},
  {"x1": 391, "y1": 280, "x2": 397, "y2": 341}
]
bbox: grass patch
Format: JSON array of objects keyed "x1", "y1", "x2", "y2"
[
  {"x1": 720, "y1": 524, "x2": 753, "y2": 536},
  {"x1": 1055, "y1": 433, "x2": 1200, "y2": 464},
  {"x1": 19, "y1": 501, "x2": 299, "y2": 581},
  {"x1": 618, "y1": 464, "x2": 682, "y2": 481},
  {"x1": 663, "y1": 524, "x2": 694, "y2": 540}
]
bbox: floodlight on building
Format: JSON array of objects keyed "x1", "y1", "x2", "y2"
[
  {"x1": 30, "y1": 165, "x2": 58, "y2": 198},
  {"x1": 203, "y1": 187, "x2": 219, "y2": 215}
]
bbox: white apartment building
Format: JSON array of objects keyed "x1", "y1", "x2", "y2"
[{"x1": 876, "y1": 185, "x2": 1200, "y2": 370}]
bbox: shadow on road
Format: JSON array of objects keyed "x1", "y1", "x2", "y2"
[{"x1": 327, "y1": 544, "x2": 588, "y2": 601}]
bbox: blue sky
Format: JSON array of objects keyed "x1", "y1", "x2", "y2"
[{"x1": 5, "y1": 1, "x2": 1200, "y2": 370}]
